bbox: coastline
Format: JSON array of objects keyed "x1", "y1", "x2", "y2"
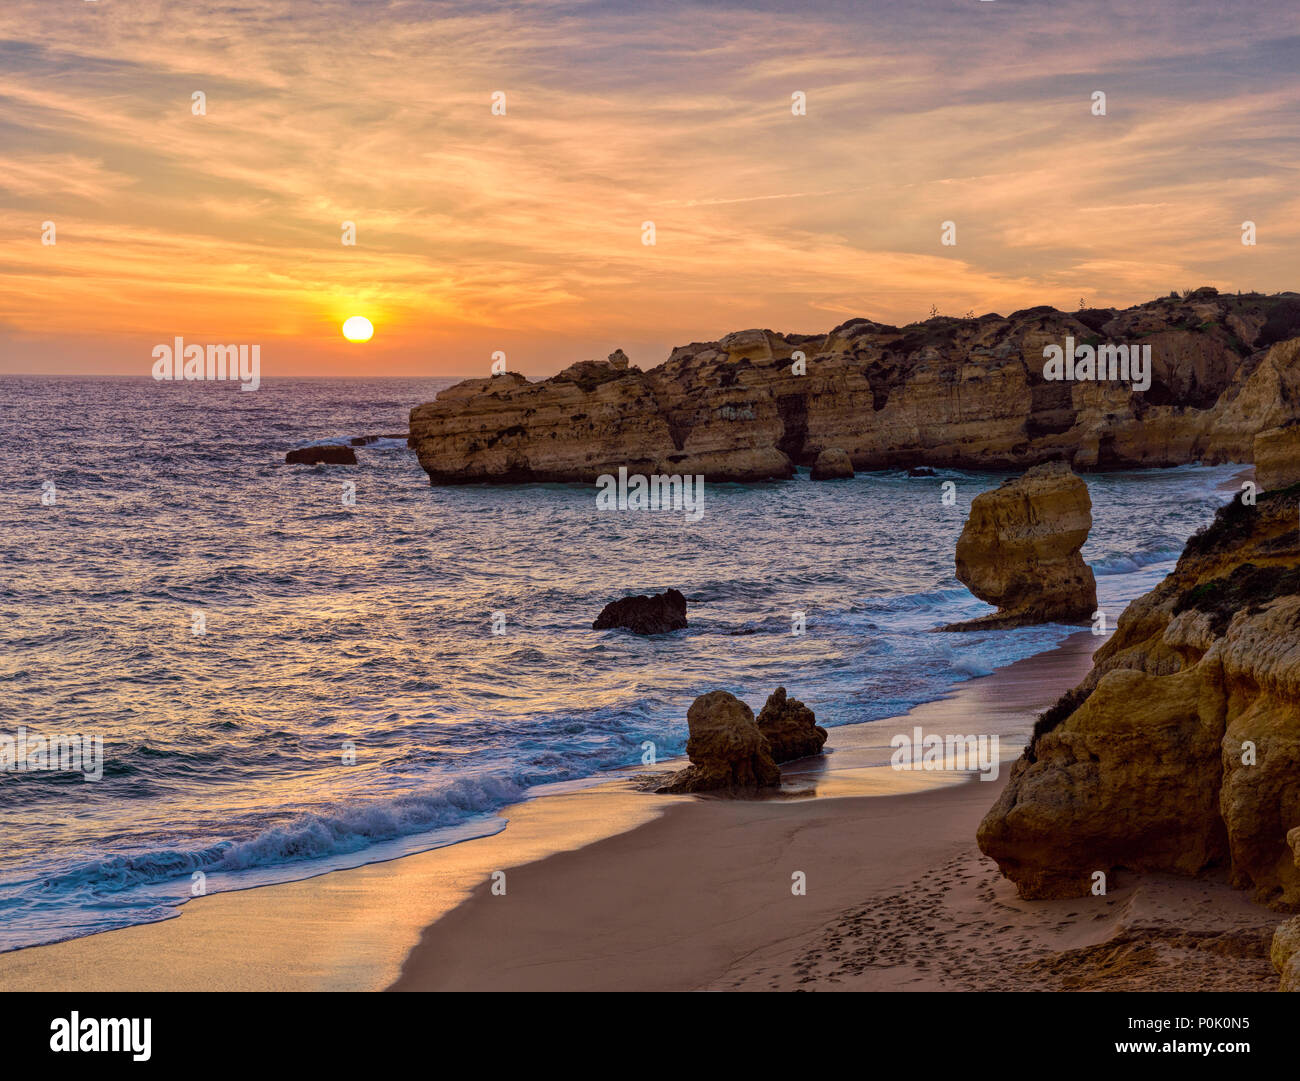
[
  {"x1": 392, "y1": 628, "x2": 1276, "y2": 993},
  {"x1": 0, "y1": 627, "x2": 1277, "y2": 992}
]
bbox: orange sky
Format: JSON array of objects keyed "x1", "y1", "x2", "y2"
[{"x1": 1, "y1": 0, "x2": 1296, "y2": 378}]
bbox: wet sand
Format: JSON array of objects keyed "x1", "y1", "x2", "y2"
[
  {"x1": 392, "y1": 631, "x2": 1275, "y2": 992},
  {"x1": 1, "y1": 630, "x2": 1277, "y2": 992}
]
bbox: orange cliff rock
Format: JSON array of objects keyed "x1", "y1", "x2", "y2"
[
  {"x1": 408, "y1": 291, "x2": 1300, "y2": 484},
  {"x1": 942, "y1": 462, "x2": 1096, "y2": 631},
  {"x1": 977, "y1": 478, "x2": 1300, "y2": 909}
]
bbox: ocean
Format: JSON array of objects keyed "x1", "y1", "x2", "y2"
[{"x1": 0, "y1": 375, "x2": 1240, "y2": 951}]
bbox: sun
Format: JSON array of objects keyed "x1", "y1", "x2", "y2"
[{"x1": 342, "y1": 316, "x2": 374, "y2": 342}]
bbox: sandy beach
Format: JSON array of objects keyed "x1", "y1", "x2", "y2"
[{"x1": 0, "y1": 628, "x2": 1278, "y2": 993}]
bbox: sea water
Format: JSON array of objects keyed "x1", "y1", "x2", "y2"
[{"x1": 0, "y1": 375, "x2": 1239, "y2": 950}]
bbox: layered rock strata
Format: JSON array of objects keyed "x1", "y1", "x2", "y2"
[
  {"x1": 943, "y1": 462, "x2": 1097, "y2": 630},
  {"x1": 409, "y1": 291, "x2": 1300, "y2": 484},
  {"x1": 978, "y1": 482, "x2": 1300, "y2": 908}
]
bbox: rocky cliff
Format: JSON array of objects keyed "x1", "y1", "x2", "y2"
[
  {"x1": 978, "y1": 478, "x2": 1300, "y2": 908},
  {"x1": 943, "y1": 462, "x2": 1096, "y2": 630},
  {"x1": 409, "y1": 290, "x2": 1300, "y2": 484}
]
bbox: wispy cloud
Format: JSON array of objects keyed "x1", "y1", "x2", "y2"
[{"x1": 0, "y1": 0, "x2": 1296, "y2": 375}]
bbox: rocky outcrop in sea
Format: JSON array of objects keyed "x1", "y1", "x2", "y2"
[
  {"x1": 409, "y1": 290, "x2": 1300, "y2": 484},
  {"x1": 977, "y1": 476, "x2": 1300, "y2": 908},
  {"x1": 942, "y1": 462, "x2": 1096, "y2": 631},
  {"x1": 657, "y1": 687, "x2": 828, "y2": 794},
  {"x1": 592, "y1": 589, "x2": 688, "y2": 635}
]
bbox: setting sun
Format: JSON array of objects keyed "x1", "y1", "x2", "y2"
[{"x1": 342, "y1": 316, "x2": 374, "y2": 342}]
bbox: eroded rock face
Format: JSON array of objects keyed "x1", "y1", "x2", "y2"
[
  {"x1": 285, "y1": 445, "x2": 357, "y2": 465},
  {"x1": 1282, "y1": 953, "x2": 1300, "y2": 992},
  {"x1": 756, "y1": 687, "x2": 828, "y2": 761},
  {"x1": 1253, "y1": 423, "x2": 1300, "y2": 491},
  {"x1": 810, "y1": 447, "x2": 854, "y2": 480},
  {"x1": 943, "y1": 462, "x2": 1096, "y2": 630},
  {"x1": 1272, "y1": 916, "x2": 1300, "y2": 989},
  {"x1": 657, "y1": 691, "x2": 781, "y2": 794},
  {"x1": 978, "y1": 488, "x2": 1300, "y2": 907},
  {"x1": 409, "y1": 292, "x2": 1300, "y2": 485},
  {"x1": 592, "y1": 589, "x2": 687, "y2": 635}
]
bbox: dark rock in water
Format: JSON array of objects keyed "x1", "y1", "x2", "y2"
[
  {"x1": 756, "y1": 687, "x2": 828, "y2": 762},
  {"x1": 908, "y1": 466, "x2": 937, "y2": 477},
  {"x1": 285, "y1": 445, "x2": 357, "y2": 465},
  {"x1": 592, "y1": 588, "x2": 687, "y2": 635},
  {"x1": 656, "y1": 690, "x2": 781, "y2": 794},
  {"x1": 810, "y1": 447, "x2": 854, "y2": 480}
]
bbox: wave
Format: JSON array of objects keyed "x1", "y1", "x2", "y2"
[
  {"x1": 1090, "y1": 547, "x2": 1182, "y2": 575},
  {"x1": 31, "y1": 772, "x2": 527, "y2": 898}
]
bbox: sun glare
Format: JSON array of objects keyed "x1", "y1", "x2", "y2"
[{"x1": 342, "y1": 316, "x2": 374, "y2": 342}]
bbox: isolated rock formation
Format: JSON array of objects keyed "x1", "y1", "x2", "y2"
[
  {"x1": 943, "y1": 462, "x2": 1096, "y2": 630},
  {"x1": 285, "y1": 445, "x2": 357, "y2": 465},
  {"x1": 1273, "y1": 916, "x2": 1300, "y2": 991},
  {"x1": 978, "y1": 486, "x2": 1300, "y2": 907},
  {"x1": 657, "y1": 691, "x2": 781, "y2": 794},
  {"x1": 756, "y1": 687, "x2": 828, "y2": 761},
  {"x1": 1253, "y1": 423, "x2": 1300, "y2": 491},
  {"x1": 408, "y1": 290, "x2": 1300, "y2": 484},
  {"x1": 810, "y1": 447, "x2": 854, "y2": 480},
  {"x1": 592, "y1": 589, "x2": 687, "y2": 635}
]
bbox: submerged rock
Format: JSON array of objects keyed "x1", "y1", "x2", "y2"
[
  {"x1": 978, "y1": 487, "x2": 1300, "y2": 906},
  {"x1": 285, "y1": 445, "x2": 357, "y2": 465},
  {"x1": 942, "y1": 461, "x2": 1096, "y2": 630},
  {"x1": 755, "y1": 687, "x2": 828, "y2": 761},
  {"x1": 657, "y1": 691, "x2": 781, "y2": 794},
  {"x1": 592, "y1": 589, "x2": 687, "y2": 635},
  {"x1": 810, "y1": 447, "x2": 854, "y2": 480}
]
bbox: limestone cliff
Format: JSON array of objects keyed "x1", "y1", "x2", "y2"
[
  {"x1": 409, "y1": 290, "x2": 1300, "y2": 484},
  {"x1": 943, "y1": 462, "x2": 1096, "y2": 630},
  {"x1": 978, "y1": 478, "x2": 1300, "y2": 908}
]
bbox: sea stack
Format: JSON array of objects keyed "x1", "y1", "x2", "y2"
[
  {"x1": 978, "y1": 487, "x2": 1300, "y2": 906},
  {"x1": 942, "y1": 461, "x2": 1096, "y2": 631},
  {"x1": 657, "y1": 691, "x2": 781, "y2": 794},
  {"x1": 755, "y1": 687, "x2": 828, "y2": 761}
]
